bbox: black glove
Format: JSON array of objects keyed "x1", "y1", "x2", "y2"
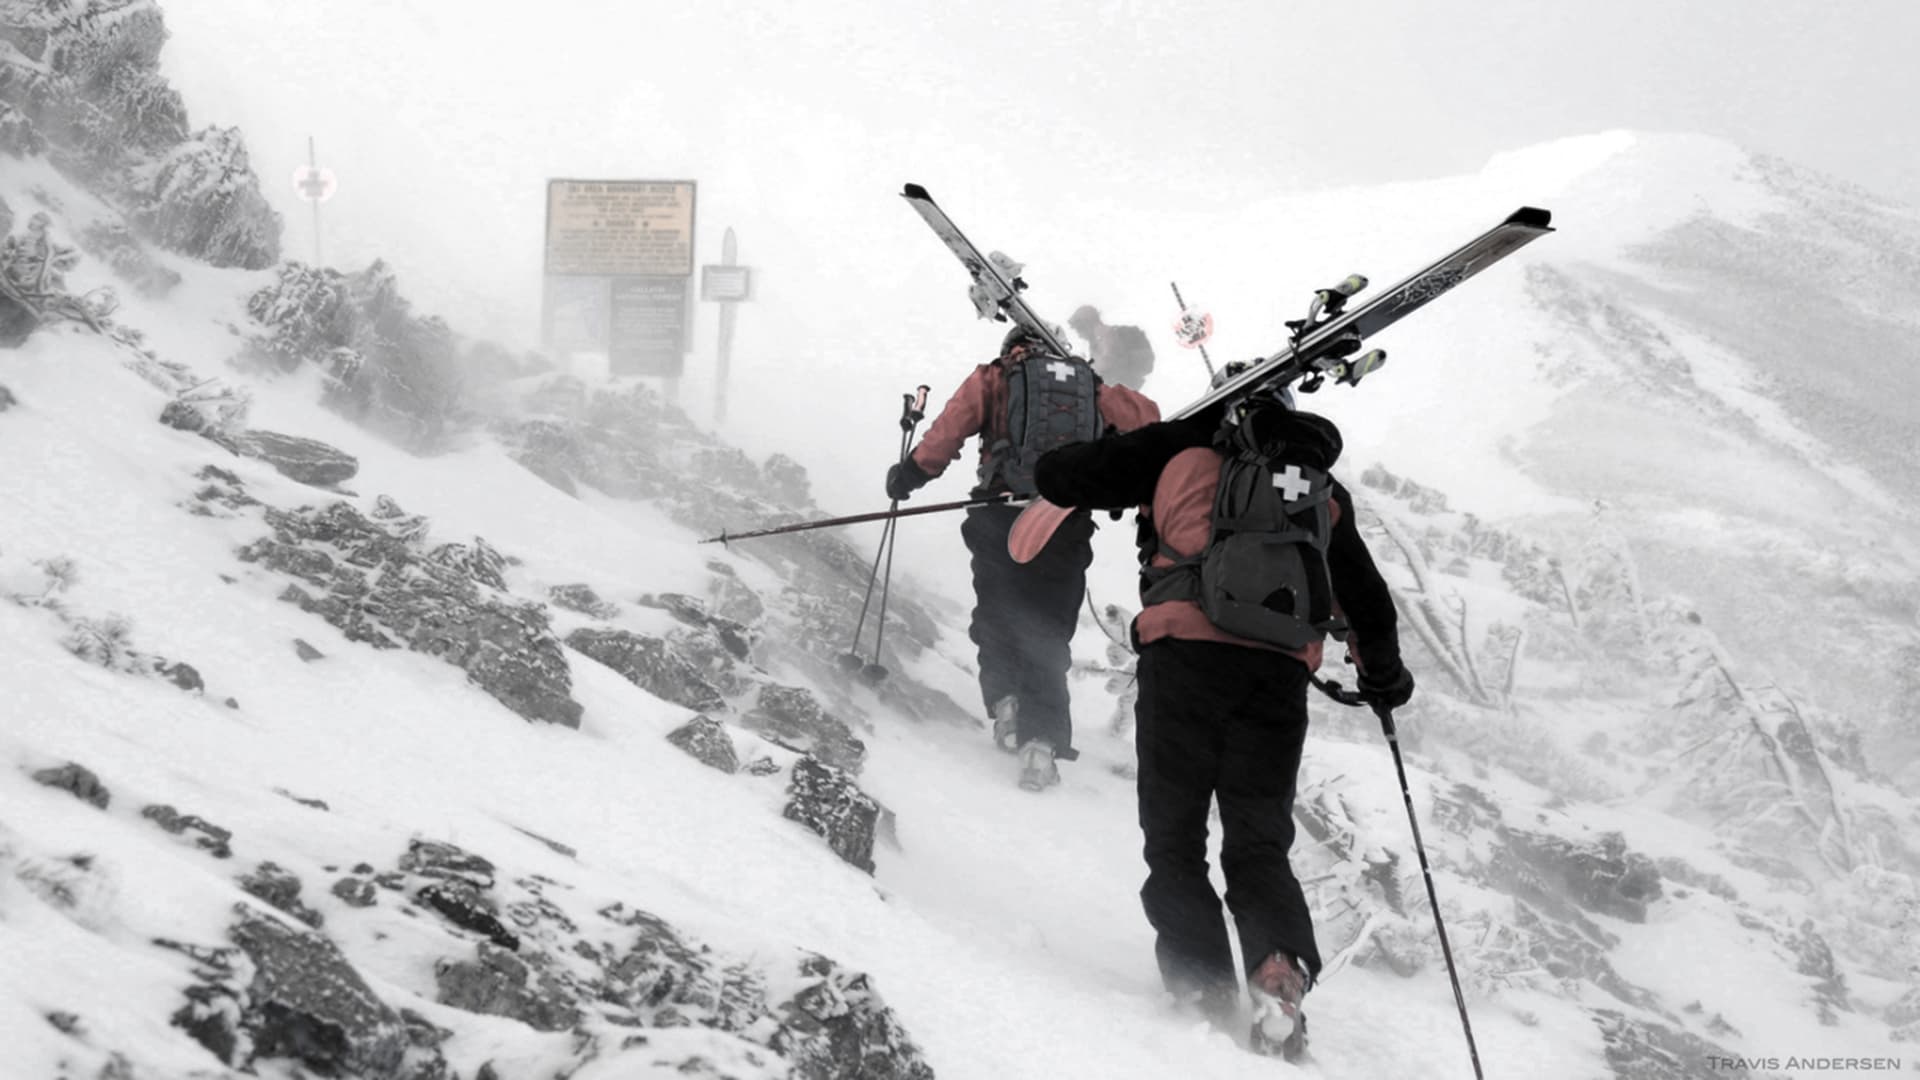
[
  {"x1": 1357, "y1": 661, "x2": 1415, "y2": 709},
  {"x1": 885, "y1": 457, "x2": 932, "y2": 502}
]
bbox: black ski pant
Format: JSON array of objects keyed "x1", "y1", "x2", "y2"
[
  {"x1": 960, "y1": 503, "x2": 1094, "y2": 756},
  {"x1": 1135, "y1": 637, "x2": 1320, "y2": 1003}
]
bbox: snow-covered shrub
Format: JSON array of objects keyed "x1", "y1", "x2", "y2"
[
  {"x1": 125, "y1": 125, "x2": 278, "y2": 269},
  {"x1": 244, "y1": 261, "x2": 468, "y2": 448},
  {"x1": 0, "y1": 209, "x2": 118, "y2": 338},
  {"x1": 0, "y1": 0, "x2": 186, "y2": 178},
  {"x1": 62, "y1": 613, "x2": 139, "y2": 671},
  {"x1": 4, "y1": 552, "x2": 77, "y2": 609}
]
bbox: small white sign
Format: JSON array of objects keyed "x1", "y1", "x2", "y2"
[
  {"x1": 701, "y1": 264, "x2": 752, "y2": 302},
  {"x1": 292, "y1": 165, "x2": 338, "y2": 203}
]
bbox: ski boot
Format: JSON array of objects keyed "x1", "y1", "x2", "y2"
[
  {"x1": 1017, "y1": 739, "x2": 1060, "y2": 791},
  {"x1": 1247, "y1": 952, "x2": 1309, "y2": 1062},
  {"x1": 990, "y1": 695, "x2": 1020, "y2": 753}
]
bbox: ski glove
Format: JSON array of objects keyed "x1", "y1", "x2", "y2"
[
  {"x1": 1357, "y1": 662, "x2": 1415, "y2": 709},
  {"x1": 886, "y1": 457, "x2": 932, "y2": 502}
]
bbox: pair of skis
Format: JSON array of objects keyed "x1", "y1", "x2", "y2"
[
  {"x1": 701, "y1": 186, "x2": 1552, "y2": 550},
  {"x1": 895, "y1": 184, "x2": 1554, "y2": 561}
]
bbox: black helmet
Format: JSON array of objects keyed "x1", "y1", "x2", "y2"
[{"x1": 1000, "y1": 323, "x2": 1047, "y2": 356}]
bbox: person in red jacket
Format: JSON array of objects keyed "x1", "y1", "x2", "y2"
[
  {"x1": 885, "y1": 325, "x2": 1159, "y2": 790},
  {"x1": 1069, "y1": 304, "x2": 1156, "y2": 391},
  {"x1": 1033, "y1": 386, "x2": 1413, "y2": 1057}
]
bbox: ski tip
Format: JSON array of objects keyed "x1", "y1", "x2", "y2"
[
  {"x1": 902, "y1": 183, "x2": 931, "y2": 201},
  {"x1": 1507, "y1": 206, "x2": 1553, "y2": 229}
]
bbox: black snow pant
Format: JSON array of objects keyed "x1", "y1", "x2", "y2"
[
  {"x1": 1134, "y1": 637, "x2": 1320, "y2": 1004},
  {"x1": 959, "y1": 503, "x2": 1095, "y2": 757}
]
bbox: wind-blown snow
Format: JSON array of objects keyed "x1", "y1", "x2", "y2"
[{"x1": 6, "y1": 9, "x2": 1918, "y2": 1077}]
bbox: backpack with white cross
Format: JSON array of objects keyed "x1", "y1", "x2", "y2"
[
  {"x1": 1138, "y1": 400, "x2": 1346, "y2": 649},
  {"x1": 985, "y1": 331, "x2": 1103, "y2": 498}
]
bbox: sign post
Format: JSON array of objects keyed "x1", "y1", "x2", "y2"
[
  {"x1": 701, "y1": 226, "x2": 752, "y2": 424},
  {"x1": 542, "y1": 179, "x2": 697, "y2": 390},
  {"x1": 291, "y1": 137, "x2": 337, "y2": 265}
]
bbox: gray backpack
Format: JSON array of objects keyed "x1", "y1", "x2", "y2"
[
  {"x1": 1139, "y1": 410, "x2": 1343, "y2": 649},
  {"x1": 984, "y1": 351, "x2": 1102, "y2": 498}
]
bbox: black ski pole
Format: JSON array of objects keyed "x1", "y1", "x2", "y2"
[
  {"x1": 841, "y1": 386, "x2": 928, "y2": 682},
  {"x1": 700, "y1": 493, "x2": 1014, "y2": 545},
  {"x1": 1311, "y1": 675, "x2": 1485, "y2": 1080},
  {"x1": 1374, "y1": 700, "x2": 1483, "y2": 1079}
]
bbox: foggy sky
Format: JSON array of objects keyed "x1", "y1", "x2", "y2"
[{"x1": 159, "y1": 0, "x2": 1918, "y2": 349}]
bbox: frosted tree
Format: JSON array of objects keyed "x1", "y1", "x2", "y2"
[
  {"x1": 1363, "y1": 503, "x2": 1517, "y2": 708},
  {"x1": 1659, "y1": 610, "x2": 1867, "y2": 879}
]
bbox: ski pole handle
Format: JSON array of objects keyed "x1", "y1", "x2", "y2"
[{"x1": 901, "y1": 385, "x2": 930, "y2": 430}]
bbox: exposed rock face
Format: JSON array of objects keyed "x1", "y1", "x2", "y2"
[
  {"x1": 547, "y1": 582, "x2": 619, "y2": 619},
  {"x1": 667, "y1": 714, "x2": 741, "y2": 774},
  {"x1": 784, "y1": 756, "x2": 880, "y2": 875},
  {"x1": 238, "y1": 501, "x2": 582, "y2": 727},
  {"x1": 233, "y1": 429, "x2": 360, "y2": 487},
  {"x1": 1499, "y1": 828, "x2": 1664, "y2": 924},
  {"x1": 364, "y1": 839, "x2": 933, "y2": 1077},
  {"x1": 141, "y1": 804, "x2": 232, "y2": 859},
  {"x1": 169, "y1": 908, "x2": 419, "y2": 1080},
  {"x1": 239, "y1": 861, "x2": 323, "y2": 929},
  {"x1": 1592, "y1": 1008, "x2": 1745, "y2": 1080},
  {"x1": 31, "y1": 761, "x2": 111, "y2": 808},
  {"x1": 567, "y1": 626, "x2": 727, "y2": 713},
  {"x1": 433, "y1": 942, "x2": 577, "y2": 1033},
  {"x1": 749, "y1": 685, "x2": 866, "y2": 775},
  {"x1": 777, "y1": 952, "x2": 937, "y2": 1080}
]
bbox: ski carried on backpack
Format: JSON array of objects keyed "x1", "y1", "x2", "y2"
[
  {"x1": 1008, "y1": 205, "x2": 1555, "y2": 563},
  {"x1": 901, "y1": 183, "x2": 1077, "y2": 360}
]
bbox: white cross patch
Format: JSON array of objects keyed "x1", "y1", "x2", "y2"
[
  {"x1": 1046, "y1": 360, "x2": 1076, "y2": 382},
  {"x1": 1272, "y1": 464, "x2": 1313, "y2": 501}
]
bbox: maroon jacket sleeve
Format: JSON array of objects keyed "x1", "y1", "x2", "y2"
[
  {"x1": 1096, "y1": 383, "x2": 1160, "y2": 433},
  {"x1": 909, "y1": 365, "x2": 993, "y2": 477}
]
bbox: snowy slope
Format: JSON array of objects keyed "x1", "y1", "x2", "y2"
[{"x1": 7, "y1": 4, "x2": 1920, "y2": 1077}]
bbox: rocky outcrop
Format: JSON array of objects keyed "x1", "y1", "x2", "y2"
[
  {"x1": 141, "y1": 804, "x2": 233, "y2": 859},
  {"x1": 30, "y1": 761, "x2": 111, "y2": 808},
  {"x1": 1499, "y1": 828, "x2": 1664, "y2": 924},
  {"x1": 233, "y1": 429, "x2": 359, "y2": 487},
  {"x1": 125, "y1": 125, "x2": 279, "y2": 268},
  {"x1": 237, "y1": 500, "x2": 582, "y2": 727},
  {"x1": 748, "y1": 684, "x2": 866, "y2": 775},
  {"x1": 784, "y1": 755, "x2": 880, "y2": 875},
  {"x1": 547, "y1": 582, "x2": 619, "y2": 619},
  {"x1": 667, "y1": 714, "x2": 740, "y2": 774},
  {"x1": 238, "y1": 862, "x2": 323, "y2": 929},
  {"x1": 0, "y1": 1, "x2": 278, "y2": 265},
  {"x1": 433, "y1": 942, "x2": 576, "y2": 1033},
  {"x1": 566, "y1": 626, "x2": 727, "y2": 713},
  {"x1": 1592, "y1": 1008, "x2": 1744, "y2": 1080},
  {"x1": 168, "y1": 907, "x2": 422, "y2": 1080},
  {"x1": 244, "y1": 261, "x2": 464, "y2": 448}
]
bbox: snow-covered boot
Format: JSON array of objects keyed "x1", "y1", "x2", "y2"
[
  {"x1": 1247, "y1": 952, "x2": 1309, "y2": 1061},
  {"x1": 1017, "y1": 739, "x2": 1059, "y2": 791},
  {"x1": 991, "y1": 694, "x2": 1020, "y2": 753}
]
